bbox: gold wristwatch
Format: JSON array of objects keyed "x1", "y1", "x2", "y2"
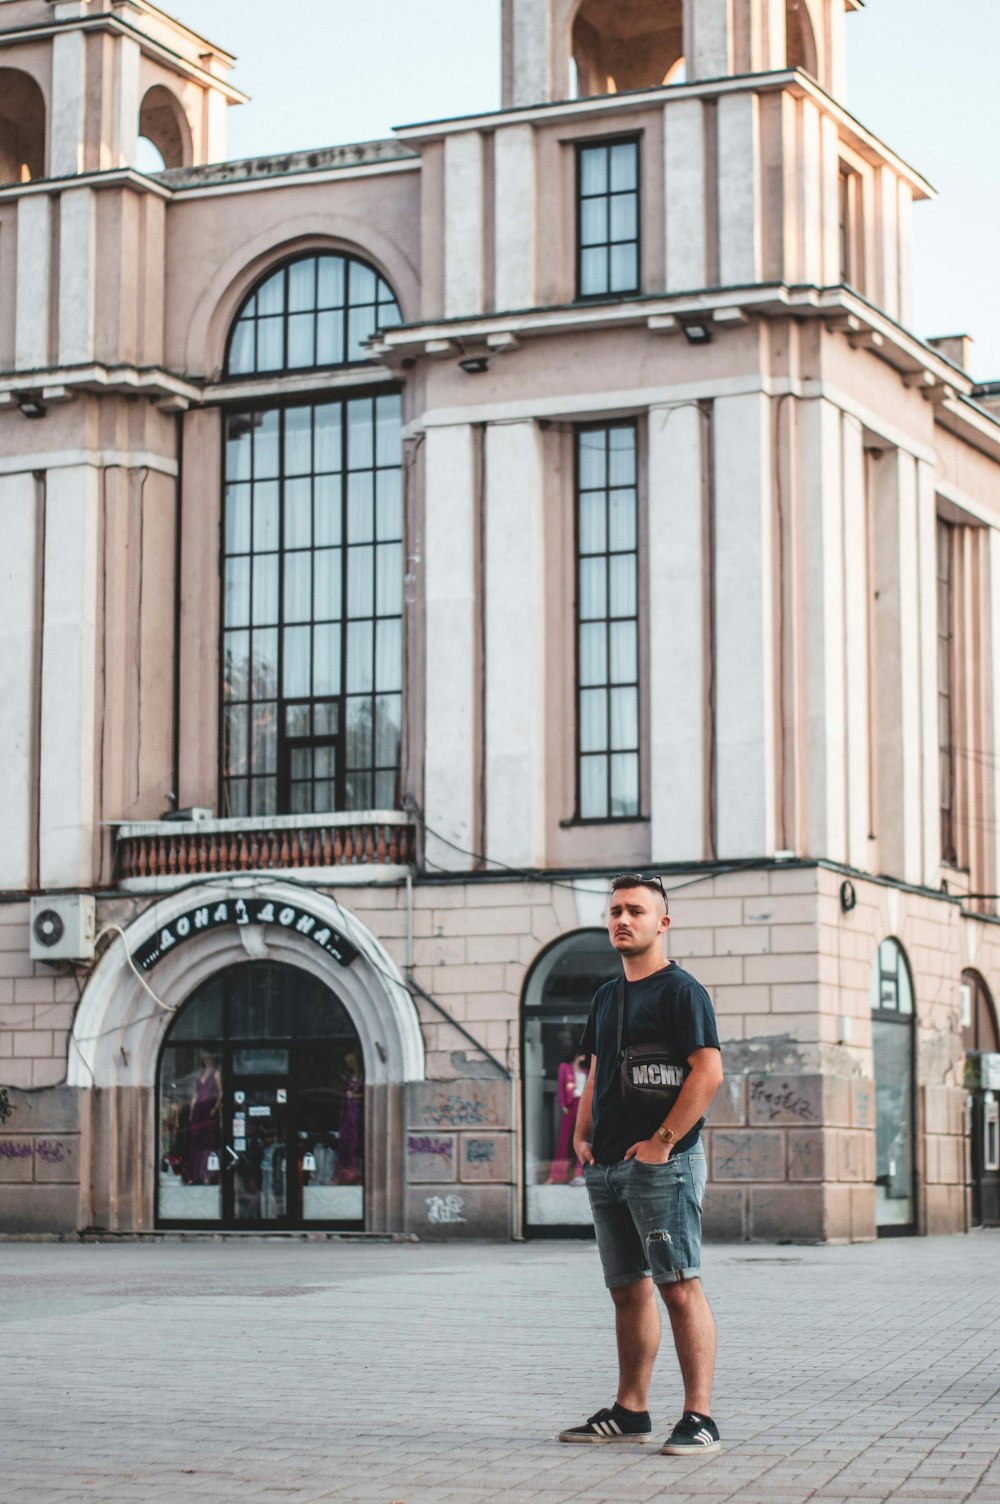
[{"x1": 655, "y1": 1125, "x2": 676, "y2": 1147}]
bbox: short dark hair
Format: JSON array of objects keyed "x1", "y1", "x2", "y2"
[{"x1": 610, "y1": 872, "x2": 668, "y2": 914}]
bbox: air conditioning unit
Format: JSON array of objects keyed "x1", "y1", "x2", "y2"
[{"x1": 29, "y1": 895, "x2": 97, "y2": 963}]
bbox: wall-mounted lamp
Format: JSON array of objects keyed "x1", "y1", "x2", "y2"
[
  {"x1": 16, "y1": 391, "x2": 46, "y2": 419},
  {"x1": 681, "y1": 321, "x2": 713, "y2": 346},
  {"x1": 458, "y1": 356, "x2": 489, "y2": 375}
]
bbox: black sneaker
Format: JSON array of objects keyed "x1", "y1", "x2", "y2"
[
  {"x1": 559, "y1": 1403, "x2": 653, "y2": 1444},
  {"x1": 660, "y1": 1411, "x2": 721, "y2": 1455}
]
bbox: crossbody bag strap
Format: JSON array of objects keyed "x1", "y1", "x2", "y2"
[{"x1": 615, "y1": 976, "x2": 626, "y2": 1063}]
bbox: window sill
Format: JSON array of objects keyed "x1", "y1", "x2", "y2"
[{"x1": 559, "y1": 815, "x2": 649, "y2": 828}]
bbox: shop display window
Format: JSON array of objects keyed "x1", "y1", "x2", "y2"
[{"x1": 157, "y1": 962, "x2": 365, "y2": 1228}]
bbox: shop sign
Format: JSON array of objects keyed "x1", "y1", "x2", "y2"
[
  {"x1": 135, "y1": 898, "x2": 360, "y2": 972},
  {"x1": 982, "y1": 1054, "x2": 1000, "y2": 1091}
]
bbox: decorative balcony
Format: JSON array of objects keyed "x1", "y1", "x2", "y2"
[{"x1": 114, "y1": 810, "x2": 416, "y2": 891}]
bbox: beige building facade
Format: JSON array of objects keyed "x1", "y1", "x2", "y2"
[{"x1": 1, "y1": 0, "x2": 999, "y2": 1242}]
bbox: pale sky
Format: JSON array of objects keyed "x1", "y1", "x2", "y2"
[{"x1": 165, "y1": 0, "x2": 1000, "y2": 379}]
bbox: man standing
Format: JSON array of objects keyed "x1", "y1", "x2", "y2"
[{"x1": 559, "y1": 874, "x2": 724, "y2": 1454}]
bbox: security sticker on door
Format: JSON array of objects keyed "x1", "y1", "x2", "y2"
[
  {"x1": 248, "y1": 1105, "x2": 271, "y2": 1117},
  {"x1": 276, "y1": 1089, "x2": 287, "y2": 1104}
]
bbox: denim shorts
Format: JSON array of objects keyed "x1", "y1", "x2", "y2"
[{"x1": 585, "y1": 1146, "x2": 707, "y2": 1287}]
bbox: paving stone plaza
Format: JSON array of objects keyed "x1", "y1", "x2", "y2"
[{"x1": 3, "y1": 1231, "x2": 999, "y2": 1503}]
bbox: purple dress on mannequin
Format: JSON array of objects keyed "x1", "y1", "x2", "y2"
[
  {"x1": 187, "y1": 1070, "x2": 221, "y2": 1185},
  {"x1": 335, "y1": 1073, "x2": 364, "y2": 1183},
  {"x1": 549, "y1": 1061, "x2": 584, "y2": 1183}
]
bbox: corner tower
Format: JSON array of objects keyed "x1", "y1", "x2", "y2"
[{"x1": 502, "y1": 0, "x2": 864, "y2": 107}]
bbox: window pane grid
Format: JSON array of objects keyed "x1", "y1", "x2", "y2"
[
  {"x1": 222, "y1": 390, "x2": 403, "y2": 816},
  {"x1": 577, "y1": 141, "x2": 640, "y2": 299},
  {"x1": 226, "y1": 254, "x2": 402, "y2": 377},
  {"x1": 576, "y1": 424, "x2": 640, "y2": 819}
]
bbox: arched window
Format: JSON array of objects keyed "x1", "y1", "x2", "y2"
[
  {"x1": 221, "y1": 254, "x2": 405, "y2": 819},
  {"x1": 226, "y1": 253, "x2": 402, "y2": 378},
  {"x1": 522, "y1": 930, "x2": 620, "y2": 1232},
  {"x1": 870, "y1": 938, "x2": 916, "y2": 1233},
  {"x1": 0, "y1": 69, "x2": 46, "y2": 185},
  {"x1": 157, "y1": 961, "x2": 365, "y2": 1228}
]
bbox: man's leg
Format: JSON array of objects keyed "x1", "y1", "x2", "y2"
[
  {"x1": 611, "y1": 1278, "x2": 661, "y2": 1412},
  {"x1": 658, "y1": 1277, "x2": 716, "y2": 1416}
]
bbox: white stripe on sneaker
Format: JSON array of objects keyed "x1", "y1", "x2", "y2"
[{"x1": 607, "y1": 1418, "x2": 622, "y2": 1435}]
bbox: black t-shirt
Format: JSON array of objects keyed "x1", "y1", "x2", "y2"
[{"x1": 579, "y1": 963, "x2": 721, "y2": 1164}]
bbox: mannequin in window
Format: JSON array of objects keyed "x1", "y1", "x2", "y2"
[
  {"x1": 547, "y1": 1049, "x2": 587, "y2": 1185},
  {"x1": 186, "y1": 1054, "x2": 222, "y2": 1185},
  {"x1": 333, "y1": 1051, "x2": 364, "y2": 1184}
]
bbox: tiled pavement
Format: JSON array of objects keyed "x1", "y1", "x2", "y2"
[{"x1": 2, "y1": 1231, "x2": 998, "y2": 1503}]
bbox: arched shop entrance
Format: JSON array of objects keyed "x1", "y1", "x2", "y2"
[
  {"x1": 870, "y1": 938, "x2": 916, "y2": 1235},
  {"x1": 522, "y1": 930, "x2": 620, "y2": 1234},
  {"x1": 158, "y1": 962, "x2": 365, "y2": 1228},
  {"x1": 961, "y1": 969, "x2": 1000, "y2": 1227},
  {"x1": 68, "y1": 880, "x2": 424, "y2": 1234}
]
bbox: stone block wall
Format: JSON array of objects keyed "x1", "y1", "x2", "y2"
[
  {"x1": 0, "y1": 903, "x2": 80, "y2": 1088},
  {"x1": 403, "y1": 1078, "x2": 515, "y2": 1239},
  {"x1": 702, "y1": 1071, "x2": 877, "y2": 1242},
  {"x1": 0, "y1": 1085, "x2": 84, "y2": 1233},
  {"x1": 922, "y1": 1084, "x2": 969, "y2": 1234}
]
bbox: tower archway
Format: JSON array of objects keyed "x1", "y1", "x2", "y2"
[
  {"x1": 786, "y1": 0, "x2": 819, "y2": 76},
  {"x1": 0, "y1": 68, "x2": 46, "y2": 184},
  {"x1": 571, "y1": 0, "x2": 684, "y2": 98},
  {"x1": 138, "y1": 84, "x2": 193, "y2": 170}
]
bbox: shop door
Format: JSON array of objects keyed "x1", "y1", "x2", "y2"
[{"x1": 227, "y1": 1061, "x2": 292, "y2": 1224}]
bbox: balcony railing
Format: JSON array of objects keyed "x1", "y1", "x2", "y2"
[{"x1": 114, "y1": 810, "x2": 415, "y2": 889}]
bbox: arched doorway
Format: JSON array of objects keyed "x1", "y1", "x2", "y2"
[
  {"x1": 961, "y1": 970, "x2": 1000, "y2": 1227},
  {"x1": 0, "y1": 68, "x2": 46, "y2": 184},
  {"x1": 69, "y1": 880, "x2": 424, "y2": 1234},
  {"x1": 522, "y1": 929, "x2": 620, "y2": 1233},
  {"x1": 870, "y1": 938, "x2": 916, "y2": 1234},
  {"x1": 158, "y1": 961, "x2": 365, "y2": 1228}
]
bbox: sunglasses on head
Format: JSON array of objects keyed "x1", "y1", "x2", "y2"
[{"x1": 610, "y1": 872, "x2": 668, "y2": 904}]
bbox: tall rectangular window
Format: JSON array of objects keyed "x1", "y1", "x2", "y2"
[
  {"x1": 221, "y1": 392, "x2": 403, "y2": 817},
  {"x1": 937, "y1": 517, "x2": 957, "y2": 865},
  {"x1": 576, "y1": 423, "x2": 640, "y2": 819},
  {"x1": 577, "y1": 138, "x2": 640, "y2": 299}
]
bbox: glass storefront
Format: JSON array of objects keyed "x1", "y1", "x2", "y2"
[
  {"x1": 157, "y1": 962, "x2": 365, "y2": 1227},
  {"x1": 522, "y1": 930, "x2": 620, "y2": 1232}
]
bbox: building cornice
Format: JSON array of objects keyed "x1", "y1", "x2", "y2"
[
  {"x1": 2, "y1": 9, "x2": 248, "y2": 103},
  {"x1": 393, "y1": 68, "x2": 933, "y2": 200}
]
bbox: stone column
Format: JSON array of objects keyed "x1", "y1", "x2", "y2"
[
  {"x1": 39, "y1": 463, "x2": 101, "y2": 888},
  {"x1": 15, "y1": 194, "x2": 52, "y2": 371},
  {"x1": 842, "y1": 413, "x2": 872, "y2": 869},
  {"x1": 484, "y1": 421, "x2": 544, "y2": 868},
  {"x1": 49, "y1": 28, "x2": 87, "y2": 177},
  {"x1": 57, "y1": 187, "x2": 97, "y2": 366},
  {"x1": 798, "y1": 397, "x2": 847, "y2": 863},
  {"x1": 713, "y1": 392, "x2": 775, "y2": 856},
  {"x1": 0, "y1": 473, "x2": 41, "y2": 889},
  {"x1": 717, "y1": 92, "x2": 761, "y2": 286},
  {"x1": 664, "y1": 98, "x2": 707, "y2": 292},
  {"x1": 870, "y1": 448, "x2": 923, "y2": 884},
  {"x1": 444, "y1": 133, "x2": 485, "y2": 319},
  {"x1": 423, "y1": 424, "x2": 480, "y2": 872},
  {"x1": 648, "y1": 402, "x2": 707, "y2": 862},
  {"x1": 493, "y1": 124, "x2": 535, "y2": 312}
]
